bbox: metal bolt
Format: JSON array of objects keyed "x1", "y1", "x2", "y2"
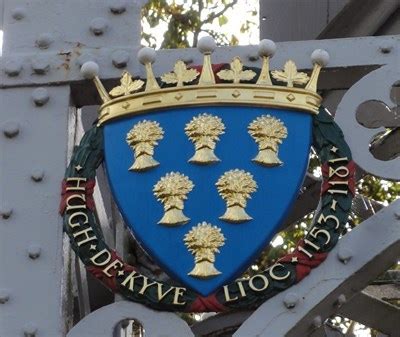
[
  {"x1": 2, "y1": 121, "x2": 20, "y2": 138},
  {"x1": 23, "y1": 323, "x2": 38, "y2": 337},
  {"x1": 283, "y1": 292, "x2": 299, "y2": 309},
  {"x1": 31, "y1": 57, "x2": 50, "y2": 75},
  {"x1": 31, "y1": 168, "x2": 45, "y2": 182},
  {"x1": 4, "y1": 59, "x2": 23, "y2": 77},
  {"x1": 32, "y1": 87, "x2": 50, "y2": 106},
  {"x1": 11, "y1": 7, "x2": 27, "y2": 20},
  {"x1": 35, "y1": 33, "x2": 54, "y2": 49},
  {"x1": 379, "y1": 43, "x2": 393, "y2": 54},
  {"x1": 90, "y1": 17, "x2": 109, "y2": 36},
  {"x1": 248, "y1": 53, "x2": 259, "y2": 61},
  {"x1": 27, "y1": 244, "x2": 41, "y2": 259},
  {"x1": 109, "y1": 0, "x2": 127, "y2": 14},
  {"x1": 181, "y1": 56, "x2": 193, "y2": 64},
  {"x1": 337, "y1": 247, "x2": 353, "y2": 264},
  {"x1": 112, "y1": 50, "x2": 130, "y2": 68},
  {"x1": 336, "y1": 294, "x2": 347, "y2": 307},
  {"x1": 0, "y1": 289, "x2": 10, "y2": 304},
  {"x1": 76, "y1": 53, "x2": 96, "y2": 67},
  {"x1": 312, "y1": 315, "x2": 322, "y2": 328},
  {"x1": 0, "y1": 204, "x2": 13, "y2": 219}
]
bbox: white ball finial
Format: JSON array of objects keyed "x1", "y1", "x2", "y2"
[
  {"x1": 138, "y1": 47, "x2": 156, "y2": 65},
  {"x1": 197, "y1": 36, "x2": 216, "y2": 54},
  {"x1": 311, "y1": 49, "x2": 329, "y2": 67},
  {"x1": 258, "y1": 39, "x2": 276, "y2": 57},
  {"x1": 80, "y1": 61, "x2": 99, "y2": 79}
]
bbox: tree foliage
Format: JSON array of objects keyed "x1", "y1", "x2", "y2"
[{"x1": 141, "y1": 0, "x2": 258, "y2": 49}]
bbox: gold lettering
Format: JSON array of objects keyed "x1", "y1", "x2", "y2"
[
  {"x1": 102, "y1": 259, "x2": 124, "y2": 277},
  {"x1": 269, "y1": 264, "x2": 290, "y2": 281},
  {"x1": 73, "y1": 227, "x2": 97, "y2": 246},
  {"x1": 173, "y1": 287, "x2": 187, "y2": 305},
  {"x1": 328, "y1": 157, "x2": 348, "y2": 164},
  {"x1": 309, "y1": 227, "x2": 331, "y2": 245},
  {"x1": 156, "y1": 283, "x2": 175, "y2": 301},
  {"x1": 249, "y1": 274, "x2": 269, "y2": 292},
  {"x1": 328, "y1": 189, "x2": 348, "y2": 196},
  {"x1": 138, "y1": 277, "x2": 158, "y2": 295},
  {"x1": 329, "y1": 181, "x2": 349, "y2": 187},
  {"x1": 304, "y1": 238, "x2": 321, "y2": 251},
  {"x1": 66, "y1": 194, "x2": 86, "y2": 212},
  {"x1": 121, "y1": 271, "x2": 141, "y2": 291},
  {"x1": 66, "y1": 177, "x2": 87, "y2": 191},
  {"x1": 298, "y1": 245, "x2": 313, "y2": 259},
  {"x1": 68, "y1": 211, "x2": 88, "y2": 229},
  {"x1": 89, "y1": 249, "x2": 111, "y2": 267},
  {"x1": 223, "y1": 285, "x2": 239, "y2": 302},
  {"x1": 237, "y1": 280, "x2": 247, "y2": 297},
  {"x1": 328, "y1": 166, "x2": 349, "y2": 178},
  {"x1": 318, "y1": 214, "x2": 340, "y2": 230}
]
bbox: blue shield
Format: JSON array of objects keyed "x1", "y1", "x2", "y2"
[{"x1": 104, "y1": 105, "x2": 311, "y2": 296}]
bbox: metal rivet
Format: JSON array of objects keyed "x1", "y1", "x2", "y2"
[
  {"x1": 90, "y1": 18, "x2": 109, "y2": 36},
  {"x1": 112, "y1": 50, "x2": 130, "y2": 68},
  {"x1": 31, "y1": 57, "x2": 50, "y2": 75},
  {"x1": 76, "y1": 53, "x2": 96, "y2": 67},
  {"x1": 337, "y1": 247, "x2": 353, "y2": 264},
  {"x1": 312, "y1": 316, "x2": 322, "y2": 328},
  {"x1": 35, "y1": 33, "x2": 54, "y2": 49},
  {"x1": 336, "y1": 294, "x2": 347, "y2": 307},
  {"x1": 31, "y1": 168, "x2": 45, "y2": 182},
  {"x1": 4, "y1": 59, "x2": 23, "y2": 77},
  {"x1": 283, "y1": 292, "x2": 299, "y2": 309},
  {"x1": 32, "y1": 87, "x2": 50, "y2": 106},
  {"x1": 0, "y1": 204, "x2": 13, "y2": 219},
  {"x1": 181, "y1": 56, "x2": 193, "y2": 64},
  {"x1": 2, "y1": 121, "x2": 20, "y2": 138},
  {"x1": 379, "y1": 43, "x2": 393, "y2": 54},
  {"x1": 0, "y1": 290, "x2": 10, "y2": 304},
  {"x1": 109, "y1": 0, "x2": 127, "y2": 14},
  {"x1": 11, "y1": 7, "x2": 27, "y2": 20},
  {"x1": 27, "y1": 244, "x2": 41, "y2": 259},
  {"x1": 23, "y1": 323, "x2": 38, "y2": 337},
  {"x1": 248, "y1": 54, "x2": 259, "y2": 61}
]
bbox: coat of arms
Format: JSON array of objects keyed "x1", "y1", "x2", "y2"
[{"x1": 61, "y1": 37, "x2": 353, "y2": 309}]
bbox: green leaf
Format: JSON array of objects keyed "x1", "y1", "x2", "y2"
[{"x1": 218, "y1": 15, "x2": 228, "y2": 26}]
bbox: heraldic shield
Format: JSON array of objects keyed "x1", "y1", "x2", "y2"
[
  {"x1": 104, "y1": 106, "x2": 311, "y2": 296},
  {"x1": 96, "y1": 38, "x2": 325, "y2": 296}
]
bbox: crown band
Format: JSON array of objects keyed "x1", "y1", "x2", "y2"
[{"x1": 98, "y1": 83, "x2": 321, "y2": 125}]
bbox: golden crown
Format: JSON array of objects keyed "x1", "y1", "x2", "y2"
[{"x1": 81, "y1": 37, "x2": 329, "y2": 126}]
